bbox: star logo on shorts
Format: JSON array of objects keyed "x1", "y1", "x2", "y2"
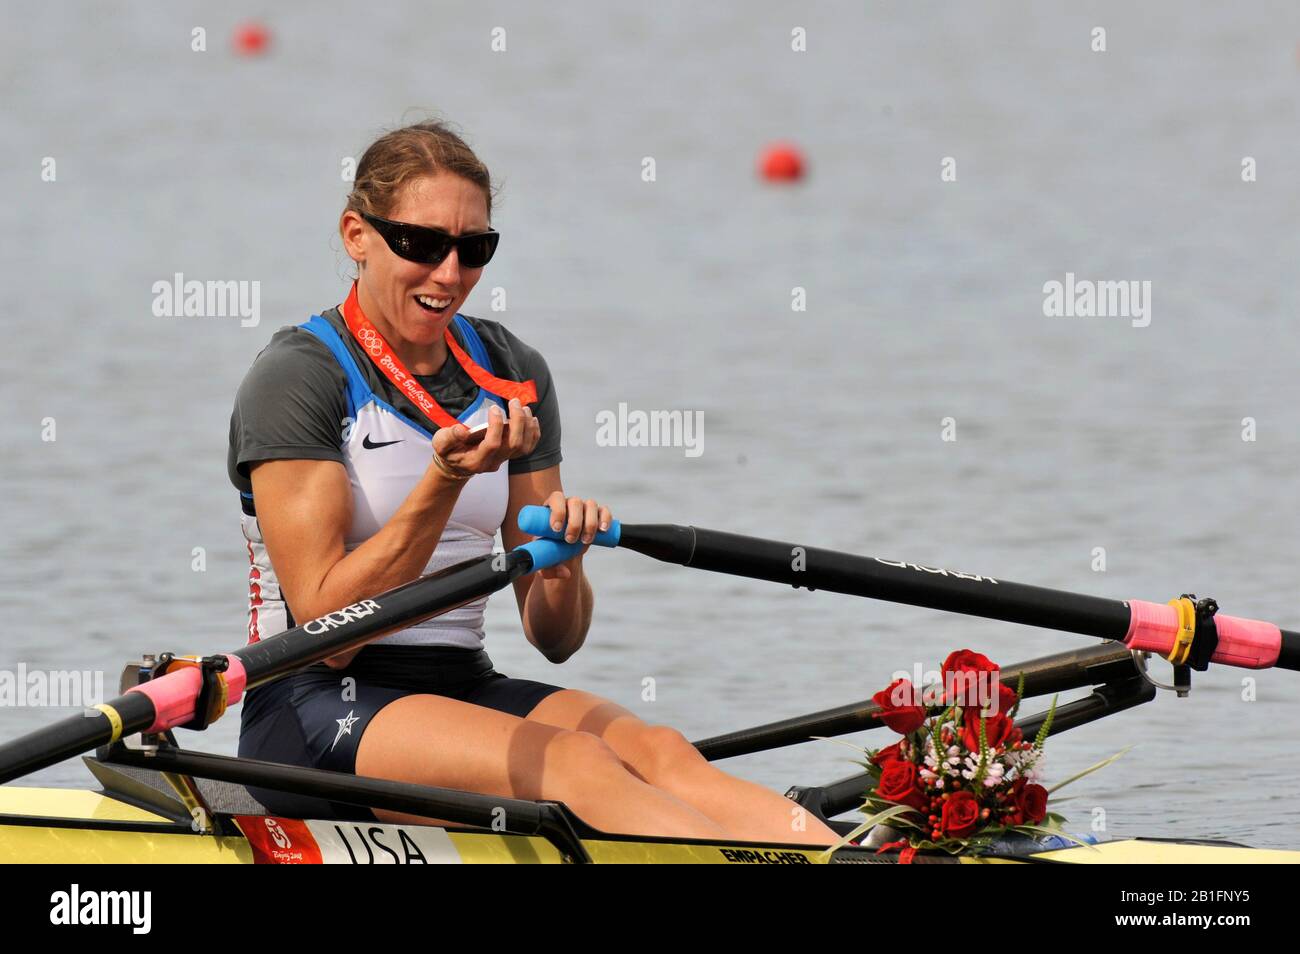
[{"x1": 331, "y1": 710, "x2": 359, "y2": 750}]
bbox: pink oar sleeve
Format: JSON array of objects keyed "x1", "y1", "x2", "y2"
[
  {"x1": 1124, "y1": 600, "x2": 1281, "y2": 670},
  {"x1": 126, "y1": 657, "x2": 249, "y2": 733}
]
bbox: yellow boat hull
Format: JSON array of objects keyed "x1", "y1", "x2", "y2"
[{"x1": 2, "y1": 786, "x2": 1296, "y2": 864}]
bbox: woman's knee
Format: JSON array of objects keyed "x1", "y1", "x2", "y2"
[
  {"x1": 547, "y1": 729, "x2": 625, "y2": 777},
  {"x1": 625, "y1": 724, "x2": 705, "y2": 782}
]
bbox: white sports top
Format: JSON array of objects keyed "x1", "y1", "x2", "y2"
[{"x1": 242, "y1": 313, "x2": 510, "y2": 649}]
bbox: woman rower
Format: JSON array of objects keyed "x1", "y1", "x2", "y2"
[{"x1": 229, "y1": 120, "x2": 836, "y2": 845}]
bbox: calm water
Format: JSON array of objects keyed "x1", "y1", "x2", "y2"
[{"x1": 3, "y1": 1, "x2": 1299, "y2": 847}]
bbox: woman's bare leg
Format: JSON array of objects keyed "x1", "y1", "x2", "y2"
[
  {"x1": 354, "y1": 693, "x2": 731, "y2": 840},
  {"x1": 526, "y1": 689, "x2": 839, "y2": 846}
]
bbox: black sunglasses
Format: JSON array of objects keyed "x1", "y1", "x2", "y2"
[{"x1": 361, "y1": 213, "x2": 500, "y2": 268}]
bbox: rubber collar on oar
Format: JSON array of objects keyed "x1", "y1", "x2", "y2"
[
  {"x1": 518, "y1": 505, "x2": 622, "y2": 547},
  {"x1": 152, "y1": 654, "x2": 231, "y2": 731},
  {"x1": 1165, "y1": 597, "x2": 1197, "y2": 666},
  {"x1": 1161, "y1": 594, "x2": 1221, "y2": 671}
]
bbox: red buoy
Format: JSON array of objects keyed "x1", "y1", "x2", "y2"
[
  {"x1": 758, "y1": 143, "x2": 805, "y2": 182},
  {"x1": 233, "y1": 21, "x2": 271, "y2": 57}
]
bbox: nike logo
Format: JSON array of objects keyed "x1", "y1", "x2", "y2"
[{"x1": 362, "y1": 435, "x2": 403, "y2": 449}]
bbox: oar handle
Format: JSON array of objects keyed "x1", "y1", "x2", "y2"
[
  {"x1": 518, "y1": 505, "x2": 622, "y2": 547},
  {"x1": 518, "y1": 537, "x2": 590, "y2": 571}
]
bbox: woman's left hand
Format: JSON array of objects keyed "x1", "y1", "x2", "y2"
[{"x1": 537, "y1": 491, "x2": 613, "y2": 579}]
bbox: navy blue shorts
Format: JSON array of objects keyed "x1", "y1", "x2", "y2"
[{"x1": 238, "y1": 645, "x2": 564, "y2": 820}]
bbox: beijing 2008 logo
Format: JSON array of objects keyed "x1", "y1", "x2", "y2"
[{"x1": 263, "y1": 817, "x2": 292, "y2": 849}]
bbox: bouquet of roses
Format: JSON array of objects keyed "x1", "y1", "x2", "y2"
[{"x1": 838, "y1": 649, "x2": 1118, "y2": 862}]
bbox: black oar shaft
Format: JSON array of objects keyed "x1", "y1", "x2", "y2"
[
  {"x1": 625, "y1": 524, "x2": 1133, "y2": 639},
  {"x1": 1280, "y1": 631, "x2": 1300, "y2": 671},
  {"x1": 0, "y1": 694, "x2": 157, "y2": 785},
  {"x1": 618, "y1": 523, "x2": 1300, "y2": 671},
  {"x1": 521, "y1": 508, "x2": 1300, "y2": 671}
]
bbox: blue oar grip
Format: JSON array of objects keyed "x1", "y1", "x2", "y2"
[
  {"x1": 518, "y1": 538, "x2": 586, "y2": 572},
  {"x1": 517, "y1": 505, "x2": 621, "y2": 547}
]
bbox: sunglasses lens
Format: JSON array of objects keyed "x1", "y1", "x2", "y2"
[
  {"x1": 412, "y1": 234, "x2": 455, "y2": 265},
  {"x1": 457, "y1": 232, "x2": 498, "y2": 268}
]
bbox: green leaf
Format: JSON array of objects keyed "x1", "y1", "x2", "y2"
[
  {"x1": 1033, "y1": 695, "x2": 1057, "y2": 750},
  {"x1": 1046, "y1": 746, "x2": 1131, "y2": 794},
  {"x1": 810, "y1": 735, "x2": 872, "y2": 758},
  {"x1": 859, "y1": 798, "x2": 924, "y2": 831},
  {"x1": 930, "y1": 716, "x2": 945, "y2": 779},
  {"x1": 973, "y1": 717, "x2": 989, "y2": 786},
  {"x1": 817, "y1": 803, "x2": 920, "y2": 861}
]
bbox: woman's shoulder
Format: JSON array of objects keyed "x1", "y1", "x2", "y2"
[
  {"x1": 228, "y1": 316, "x2": 352, "y2": 489},
  {"x1": 239, "y1": 319, "x2": 347, "y2": 392},
  {"x1": 232, "y1": 317, "x2": 351, "y2": 431}
]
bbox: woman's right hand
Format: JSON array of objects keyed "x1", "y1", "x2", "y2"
[{"x1": 432, "y1": 398, "x2": 540, "y2": 478}]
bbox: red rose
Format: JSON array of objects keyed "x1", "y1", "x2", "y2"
[
  {"x1": 941, "y1": 649, "x2": 997, "y2": 680},
  {"x1": 961, "y1": 711, "x2": 1016, "y2": 752},
  {"x1": 875, "y1": 760, "x2": 928, "y2": 812},
  {"x1": 940, "y1": 790, "x2": 981, "y2": 839},
  {"x1": 870, "y1": 741, "x2": 904, "y2": 767},
  {"x1": 941, "y1": 650, "x2": 999, "y2": 708},
  {"x1": 872, "y1": 679, "x2": 927, "y2": 734},
  {"x1": 1016, "y1": 783, "x2": 1049, "y2": 823}
]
